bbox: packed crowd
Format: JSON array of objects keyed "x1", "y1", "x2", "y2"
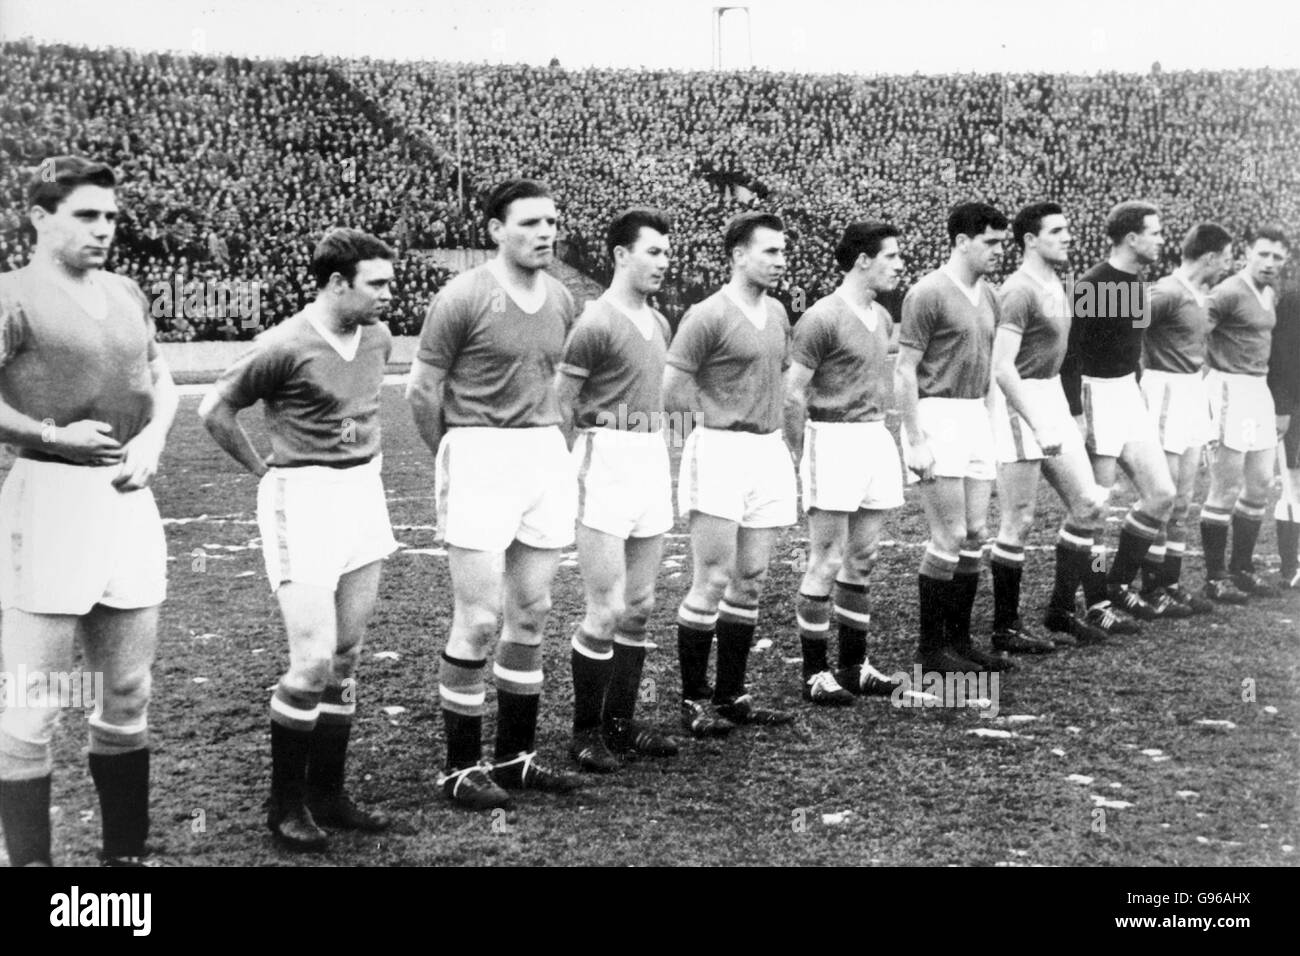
[
  {"x1": 0, "y1": 42, "x2": 457, "y2": 337},
  {"x1": 3, "y1": 40, "x2": 1297, "y2": 335}
]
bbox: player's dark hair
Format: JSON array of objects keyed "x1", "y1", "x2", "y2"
[
  {"x1": 1248, "y1": 223, "x2": 1291, "y2": 251},
  {"x1": 1181, "y1": 223, "x2": 1233, "y2": 261},
  {"x1": 1012, "y1": 202, "x2": 1064, "y2": 249},
  {"x1": 724, "y1": 211, "x2": 784, "y2": 257},
  {"x1": 834, "y1": 221, "x2": 900, "y2": 272},
  {"x1": 27, "y1": 155, "x2": 116, "y2": 213},
  {"x1": 606, "y1": 207, "x2": 672, "y2": 260},
  {"x1": 312, "y1": 228, "x2": 395, "y2": 288},
  {"x1": 483, "y1": 179, "x2": 552, "y2": 229},
  {"x1": 947, "y1": 202, "x2": 1008, "y2": 246},
  {"x1": 1105, "y1": 201, "x2": 1160, "y2": 245}
]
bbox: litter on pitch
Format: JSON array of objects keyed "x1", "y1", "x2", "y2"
[
  {"x1": 1065, "y1": 774, "x2": 1094, "y2": 785},
  {"x1": 1194, "y1": 719, "x2": 1237, "y2": 729},
  {"x1": 1091, "y1": 796, "x2": 1134, "y2": 809}
]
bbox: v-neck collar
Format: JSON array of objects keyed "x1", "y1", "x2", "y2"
[
  {"x1": 1237, "y1": 273, "x2": 1273, "y2": 311},
  {"x1": 835, "y1": 288, "x2": 878, "y2": 333},
  {"x1": 723, "y1": 286, "x2": 768, "y2": 330},
  {"x1": 940, "y1": 267, "x2": 984, "y2": 308},
  {"x1": 487, "y1": 260, "x2": 547, "y2": 316},
  {"x1": 307, "y1": 311, "x2": 362, "y2": 362},
  {"x1": 607, "y1": 299, "x2": 655, "y2": 341}
]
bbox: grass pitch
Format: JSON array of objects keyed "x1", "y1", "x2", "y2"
[{"x1": 3, "y1": 388, "x2": 1297, "y2": 867}]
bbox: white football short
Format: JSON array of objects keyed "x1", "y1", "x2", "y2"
[
  {"x1": 800, "y1": 420, "x2": 904, "y2": 512},
  {"x1": 1140, "y1": 369, "x2": 1213, "y2": 455},
  {"x1": 573, "y1": 428, "x2": 673, "y2": 539},
  {"x1": 991, "y1": 376, "x2": 1084, "y2": 464},
  {"x1": 901, "y1": 397, "x2": 996, "y2": 482},
  {"x1": 677, "y1": 426, "x2": 797, "y2": 528},
  {"x1": 1206, "y1": 369, "x2": 1277, "y2": 452},
  {"x1": 257, "y1": 455, "x2": 397, "y2": 591},
  {"x1": 0, "y1": 457, "x2": 167, "y2": 615},
  {"x1": 436, "y1": 426, "x2": 577, "y2": 551},
  {"x1": 1081, "y1": 373, "x2": 1160, "y2": 458}
]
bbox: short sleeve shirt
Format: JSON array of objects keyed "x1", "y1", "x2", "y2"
[
  {"x1": 791, "y1": 291, "x2": 892, "y2": 422},
  {"x1": 666, "y1": 289, "x2": 791, "y2": 433},
  {"x1": 0, "y1": 266, "x2": 158, "y2": 448},
  {"x1": 899, "y1": 269, "x2": 997, "y2": 399},
  {"x1": 214, "y1": 311, "x2": 392, "y2": 466},
  {"x1": 416, "y1": 265, "x2": 577, "y2": 428},
  {"x1": 559, "y1": 297, "x2": 670, "y2": 431}
]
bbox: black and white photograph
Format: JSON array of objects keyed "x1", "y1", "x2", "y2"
[{"x1": 0, "y1": 0, "x2": 1296, "y2": 892}]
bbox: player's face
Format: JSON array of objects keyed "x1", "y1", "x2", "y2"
[
  {"x1": 960, "y1": 226, "x2": 1007, "y2": 277},
  {"x1": 32, "y1": 184, "x2": 118, "y2": 272},
  {"x1": 1031, "y1": 214, "x2": 1071, "y2": 266},
  {"x1": 340, "y1": 258, "x2": 395, "y2": 324},
  {"x1": 862, "y1": 236, "x2": 903, "y2": 293},
  {"x1": 620, "y1": 227, "x2": 671, "y2": 297},
  {"x1": 1246, "y1": 238, "x2": 1289, "y2": 287},
  {"x1": 1130, "y1": 214, "x2": 1164, "y2": 266},
  {"x1": 492, "y1": 196, "x2": 559, "y2": 272},
  {"x1": 733, "y1": 226, "x2": 786, "y2": 290}
]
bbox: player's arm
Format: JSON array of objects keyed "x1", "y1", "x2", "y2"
[
  {"x1": 782, "y1": 362, "x2": 814, "y2": 460},
  {"x1": 197, "y1": 389, "x2": 269, "y2": 477},
  {"x1": 407, "y1": 359, "x2": 448, "y2": 456},
  {"x1": 1061, "y1": 292, "x2": 1086, "y2": 433},
  {"x1": 553, "y1": 370, "x2": 585, "y2": 448},
  {"x1": 992, "y1": 326, "x2": 1061, "y2": 456},
  {"x1": 893, "y1": 344, "x2": 933, "y2": 481},
  {"x1": 113, "y1": 352, "x2": 180, "y2": 491},
  {"x1": 0, "y1": 394, "x2": 125, "y2": 463},
  {"x1": 662, "y1": 364, "x2": 701, "y2": 446}
]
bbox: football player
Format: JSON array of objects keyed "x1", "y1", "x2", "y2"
[
  {"x1": 1200, "y1": 226, "x2": 1292, "y2": 598},
  {"x1": 555, "y1": 208, "x2": 680, "y2": 770},
  {"x1": 0, "y1": 157, "x2": 177, "y2": 866},
  {"x1": 408, "y1": 180, "x2": 581, "y2": 809},
  {"x1": 200, "y1": 228, "x2": 398, "y2": 852},
  {"x1": 783, "y1": 221, "x2": 907, "y2": 703},
  {"x1": 664, "y1": 211, "x2": 798, "y2": 737}
]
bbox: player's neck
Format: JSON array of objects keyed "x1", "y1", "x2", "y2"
[
  {"x1": 606, "y1": 277, "x2": 650, "y2": 316},
  {"x1": 32, "y1": 247, "x2": 96, "y2": 284},
  {"x1": 1175, "y1": 263, "x2": 1208, "y2": 291},
  {"x1": 1242, "y1": 269, "x2": 1269, "y2": 293},
  {"x1": 1107, "y1": 249, "x2": 1141, "y2": 274},
  {"x1": 942, "y1": 256, "x2": 980, "y2": 289},
  {"x1": 838, "y1": 275, "x2": 877, "y2": 310},
  {"x1": 1020, "y1": 254, "x2": 1059, "y2": 286},
  {"x1": 490, "y1": 254, "x2": 543, "y2": 291},
  {"x1": 726, "y1": 275, "x2": 767, "y2": 309},
  {"x1": 308, "y1": 299, "x2": 360, "y2": 337}
]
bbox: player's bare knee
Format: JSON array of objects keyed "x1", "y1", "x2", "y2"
[
  {"x1": 841, "y1": 546, "x2": 877, "y2": 580},
  {"x1": 806, "y1": 549, "x2": 843, "y2": 589},
  {"x1": 1143, "y1": 483, "x2": 1177, "y2": 520},
  {"x1": 587, "y1": 599, "x2": 623, "y2": 638},
  {"x1": 286, "y1": 656, "x2": 332, "y2": 694},
  {"x1": 101, "y1": 669, "x2": 153, "y2": 719},
  {"x1": 622, "y1": 590, "x2": 654, "y2": 628}
]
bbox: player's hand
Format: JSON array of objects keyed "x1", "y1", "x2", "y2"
[
  {"x1": 1072, "y1": 413, "x2": 1088, "y2": 444},
  {"x1": 50, "y1": 419, "x2": 124, "y2": 466},
  {"x1": 1034, "y1": 423, "x2": 1063, "y2": 457},
  {"x1": 908, "y1": 440, "x2": 936, "y2": 483},
  {"x1": 1278, "y1": 414, "x2": 1291, "y2": 440},
  {"x1": 112, "y1": 428, "x2": 165, "y2": 492}
]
